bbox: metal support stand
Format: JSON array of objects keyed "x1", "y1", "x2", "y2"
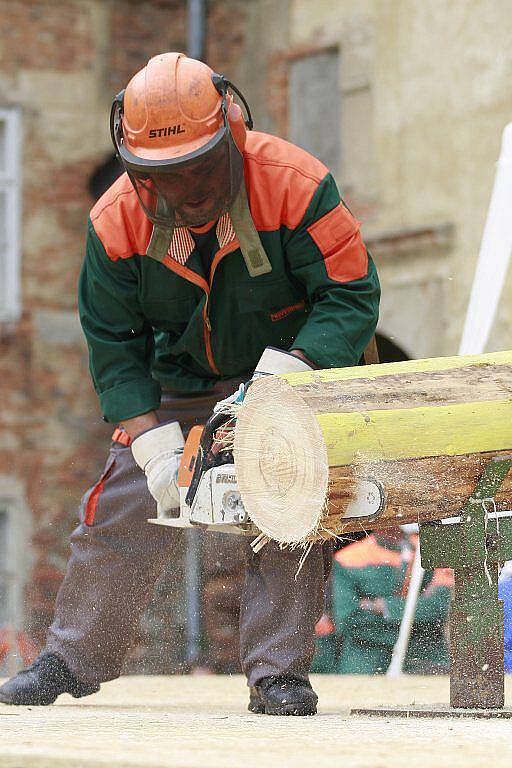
[
  {"x1": 184, "y1": 529, "x2": 203, "y2": 669},
  {"x1": 351, "y1": 456, "x2": 512, "y2": 719}
]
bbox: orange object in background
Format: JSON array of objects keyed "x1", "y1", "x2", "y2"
[{"x1": 0, "y1": 626, "x2": 39, "y2": 671}]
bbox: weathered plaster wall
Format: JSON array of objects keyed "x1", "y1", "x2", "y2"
[{"x1": 288, "y1": 0, "x2": 512, "y2": 357}]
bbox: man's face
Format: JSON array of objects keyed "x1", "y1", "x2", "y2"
[{"x1": 151, "y1": 143, "x2": 241, "y2": 227}]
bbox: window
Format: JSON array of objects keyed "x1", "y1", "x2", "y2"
[
  {"x1": 0, "y1": 486, "x2": 32, "y2": 673},
  {"x1": 289, "y1": 49, "x2": 340, "y2": 174},
  {"x1": 289, "y1": 46, "x2": 377, "y2": 205},
  {"x1": 0, "y1": 510, "x2": 9, "y2": 624},
  {"x1": 0, "y1": 504, "x2": 21, "y2": 627},
  {"x1": 0, "y1": 108, "x2": 22, "y2": 323},
  {"x1": 0, "y1": 490, "x2": 29, "y2": 630}
]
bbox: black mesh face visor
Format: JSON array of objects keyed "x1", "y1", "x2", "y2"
[{"x1": 127, "y1": 131, "x2": 244, "y2": 228}]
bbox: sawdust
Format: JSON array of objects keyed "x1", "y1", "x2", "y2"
[{"x1": 1, "y1": 674, "x2": 512, "y2": 768}]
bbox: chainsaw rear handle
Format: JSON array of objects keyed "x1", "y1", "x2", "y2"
[{"x1": 185, "y1": 410, "x2": 233, "y2": 508}]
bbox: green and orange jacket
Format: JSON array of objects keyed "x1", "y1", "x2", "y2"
[
  {"x1": 332, "y1": 535, "x2": 453, "y2": 674},
  {"x1": 79, "y1": 131, "x2": 380, "y2": 423}
]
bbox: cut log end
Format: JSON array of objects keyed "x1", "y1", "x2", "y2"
[{"x1": 233, "y1": 376, "x2": 330, "y2": 544}]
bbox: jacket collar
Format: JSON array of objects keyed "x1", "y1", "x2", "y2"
[{"x1": 168, "y1": 213, "x2": 236, "y2": 265}]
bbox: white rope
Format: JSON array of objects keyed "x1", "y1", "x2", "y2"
[
  {"x1": 294, "y1": 541, "x2": 315, "y2": 580},
  {"x1": 482, "y1": 497, "x2": 498, "y2": 587}
]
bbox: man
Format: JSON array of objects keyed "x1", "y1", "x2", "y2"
[
  {"x1": 0, "y1": 52, "x2": 379, "y2": 714},
  {"x1": 332, "y1": 527, "x2": 453, "y2": 674}
]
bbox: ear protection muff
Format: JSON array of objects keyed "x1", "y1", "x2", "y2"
[
  {"x1": 211, "y1": 73, "x2": 253, "y2": 153},
  {"x1": 109, "y1": 89, "x2": 125, "y2": 159}
]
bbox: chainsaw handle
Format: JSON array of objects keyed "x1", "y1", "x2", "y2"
[{"x1": 185, "y1": 410, "x2": 231, "y2": 508}]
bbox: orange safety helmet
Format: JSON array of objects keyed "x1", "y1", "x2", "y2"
[{"x1": 110, "y1": 52, "x2": 253, "y2": 228}]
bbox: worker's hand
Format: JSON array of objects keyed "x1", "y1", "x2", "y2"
[
  {"x1": 210, "y1": 347, "x2": 315, "y2": 453},
  {"x1": 120, "y1": 411, "x2": 158, "y2": 441},
  {"x1": 252, "y1": 346, "x2": 315, "y2": 378},
  {"x1": 131, "y1": 421, "x2": 185, "y2": 513},
  {"x1": 213, "y1": 347, "x2": 314, "y2": 416}
]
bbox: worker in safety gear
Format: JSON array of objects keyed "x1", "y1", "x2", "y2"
[
  {"x1": 331, "y1": 527, "x2": 452, "y2": 674},
  {"x1": 0, "y1": 52, "x2": 380, "y2": 714}
]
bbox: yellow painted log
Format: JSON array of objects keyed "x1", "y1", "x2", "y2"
[
  {"x1": 233, "y1": 351, "x2": 512, "y2": 544},
  {"x1": 281, "y1": 349, "x2": 512, "y2": 386},
  {"x1": 318, "y1": 401, "x2": 512, "y2": 466}
]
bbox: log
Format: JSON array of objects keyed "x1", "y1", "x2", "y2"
[{"x1": 232, "y1": 351, "x2": 512, "y2": 544}]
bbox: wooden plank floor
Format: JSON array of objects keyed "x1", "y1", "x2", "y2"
[{"x1": 1, "y1": 674, "x2": 512, "y2": 767}]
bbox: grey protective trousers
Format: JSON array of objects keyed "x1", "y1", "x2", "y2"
[{"x1": 45, "y1": 381, "x2": 330, "y2": 687}]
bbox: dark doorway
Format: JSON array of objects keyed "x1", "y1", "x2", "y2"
[
  {"x1": 88, "y1": 153, "x2": 123, "y2": 201},
  {"x1": 375, "y1": 333, "x2": 410, "y2": 363}
]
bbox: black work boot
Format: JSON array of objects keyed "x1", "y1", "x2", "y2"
[
  {"x1": 249, "y1": 676, "x2": 318, "y2": 716},
  {"x1": 0, "y1": 653, "x2": 100, "y2": 706}
]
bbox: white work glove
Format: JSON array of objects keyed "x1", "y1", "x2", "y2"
[
  {"x1": 214, "y1": 347, "x2": 313, "y2": 414},
  {"x1": 252, "y1": 346, "x2": 314, "y2": 377},
  {"x1": 131, "y1": 421, "x2": 185, "y2": 513}
]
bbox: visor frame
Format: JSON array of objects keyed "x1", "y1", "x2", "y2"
[{"x1": 112, "y1": 96, "x2": 228, "y2": 175}]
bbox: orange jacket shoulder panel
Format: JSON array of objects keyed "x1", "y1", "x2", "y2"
[
  {"x1": 90, "y1": 173, "x2": 152, "y2": 261},
  {"x1": 335, "y1": 536, "x2": 402, "y2": 569},
  {"x1": 243, "y1": 131, "x2": 328, "y2": 232}
]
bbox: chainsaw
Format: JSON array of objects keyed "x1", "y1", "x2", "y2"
[{"x1": 147, "y1": 414, "x2": 385, "y2": 537}]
